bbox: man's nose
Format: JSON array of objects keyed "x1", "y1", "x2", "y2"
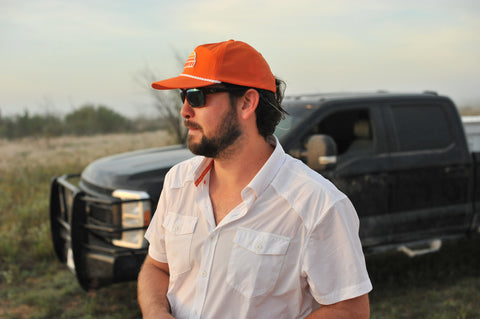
[{"x1": 181, "y1": 100, "x2": 194, "y2": 119}]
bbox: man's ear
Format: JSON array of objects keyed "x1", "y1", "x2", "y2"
[{"x1": 239, "y1": 89, "x2": 259, "y2": 120}]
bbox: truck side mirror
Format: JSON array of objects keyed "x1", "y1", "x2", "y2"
[{"x1": 304, "y1": 134, "x2": 338, "y2": 171}]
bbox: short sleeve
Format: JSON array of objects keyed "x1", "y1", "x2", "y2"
[
  {"x1": 144, "y1": 176, "x2": 170, "y2": 263},
  {"x1": 302, "y1": 197, "x2": 372, "y2": 305}
]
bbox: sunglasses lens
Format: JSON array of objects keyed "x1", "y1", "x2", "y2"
[
  {"x1": 187, "y1": 89, "x2": 205, "y2": 107},
  {"x1": 181, "y1": 87, "x2": 230, "y2": 107}
]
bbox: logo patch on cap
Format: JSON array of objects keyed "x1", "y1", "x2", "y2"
[{"x1": 184, "y1": 51, "x2": 196, "y2": 68}]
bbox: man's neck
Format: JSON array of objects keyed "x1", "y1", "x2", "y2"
[
  {"x1": 211, "y1": 135, "x2": 274, "y2": 190},
  {"x1": 208, "y1": 135, "x2": 274, "y2": 225}
]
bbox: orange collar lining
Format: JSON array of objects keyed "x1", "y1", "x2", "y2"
[{"x1": 195, "y1": 160, "x2": 213, "y2": 187}]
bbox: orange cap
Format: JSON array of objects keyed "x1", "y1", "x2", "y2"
[{"x1": 151, "y1": 40, "x2": 276, "y2": 92}]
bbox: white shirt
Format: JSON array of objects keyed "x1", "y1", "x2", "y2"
[{"x1": 145, "y1": 136, "x2": 372, "y2": 319}]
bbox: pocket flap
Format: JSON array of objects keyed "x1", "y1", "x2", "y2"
[
  {"x1": 163, "y1": 212, "x2": 198, "y2": 235},
  {"x1": 233, "y1": 227, "x2": 290, "y2": 255}
]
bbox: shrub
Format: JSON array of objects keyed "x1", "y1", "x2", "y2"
[
  {"x1": 64, "y1": 105, "x2": 132, "y2": 135},
  {"x1": 0, "y1": 111, "x2": 64, "y2": 139},
  {"x1": 0, "y1": 105, "x2": 156, "y2": 139}
]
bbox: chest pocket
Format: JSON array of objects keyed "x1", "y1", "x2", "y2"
[
  {"x1": 227, "y1": 227, "x2": 291, "y2": 298},
  {"x1": 162, "y1": 212, "x2": 198, "y2": 277}
]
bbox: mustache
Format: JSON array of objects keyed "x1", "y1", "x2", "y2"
[{"x1": 184, "y1": 120, "x2": 202, "y2": 130}]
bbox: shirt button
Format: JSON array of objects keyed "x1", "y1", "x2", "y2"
[
  {"x1": 255, "y1": 242, "x2": 264, "y2": 252},
  {"x1": 202, "y1": 271, "x2": 207, "y2": 278}
]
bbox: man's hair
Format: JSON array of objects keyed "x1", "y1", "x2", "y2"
[{"x1": 223, "y1": 78, "x2": 288, "y2": 138}]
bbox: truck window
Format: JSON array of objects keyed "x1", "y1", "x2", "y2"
[
  {"x1": 391, "y1": 104, "x2": 452, "y2": 152},
  {"x1": 318, "y1": 109, "x2": 373, "y2": 156},
  {"x1": 302, "y1": 108, "x2": 375, "y2": 160},
  {"x1": 275, "y1": 105, "x2": 317, "y2": 143}
]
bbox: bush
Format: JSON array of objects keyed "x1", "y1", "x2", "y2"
[
  {"x1": 0, "y1": 105, "x2": 163, "y2": 139},
  {"x1": 0, "y1": 111, "x2": 64, "y2": 139},
  {"x1": 64, "y1": 105, "x2": 132, "y2": 135}
]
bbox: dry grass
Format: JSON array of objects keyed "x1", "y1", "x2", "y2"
[
  {"x1": 0, "y1": 130, "x2": 174, "y2": 319},
  {"x1": 0, "y1": 130, "x2": 174, "y2": 171}
]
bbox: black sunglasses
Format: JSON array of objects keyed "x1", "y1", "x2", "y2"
[{"x1": 180, "y1": 87, "x2": 232, "y2": 108}]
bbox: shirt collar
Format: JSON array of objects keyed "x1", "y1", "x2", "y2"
[
  {"x1": 192, "y1": 135, "x2": 286, "y2": 199},
  {"x1": 194, "y1": 157, "x2": 214, "y2": 187},
  {"x1": 244, "y1": 135, "x2": 286, "y2": 201}
]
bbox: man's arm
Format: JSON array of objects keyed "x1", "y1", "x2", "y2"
[
  {"x1": 306, "y1": 294, "x2": 370, "y2": 319},
  {"x1": 137, "y1": 254, "x2": 174, "y2": 319}
]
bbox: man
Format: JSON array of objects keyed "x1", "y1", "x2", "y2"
[{"x1": 138, "y1": 40, "x2": 372, "y2": 319}]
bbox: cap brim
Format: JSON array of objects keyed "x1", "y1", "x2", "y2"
[{"x1": 151, "y1": 75, "x2": 220, "y2": 90}]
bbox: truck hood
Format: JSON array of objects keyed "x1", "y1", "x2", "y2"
[{"x1": 81, "y1": 145, "x2": 194, "y2": 194}]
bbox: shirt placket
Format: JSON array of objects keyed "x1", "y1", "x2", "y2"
[
  {"x1": 189, "y1": 165, "x2": 256, "y2": 318},
  {"x1": 189, "y1": 228, "x2": 219, "y2": 319},
  {"x1": 190, "y1": 174, "x2": 217, "y2": 319},
  {"x1": 190, "y1": 200, "x2": 251, "y2": 318}
]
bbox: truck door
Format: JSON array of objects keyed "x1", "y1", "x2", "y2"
[
  {"x1": 384, "y1": 101, "x2": 471, "y2": 243},
  {"x1": 290, "y1": 105, "x2": 392, "y2": 249}
]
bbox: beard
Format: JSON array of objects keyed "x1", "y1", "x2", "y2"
[{"x1": 186, "y1": 108, "x2": 242, "y2": 159}]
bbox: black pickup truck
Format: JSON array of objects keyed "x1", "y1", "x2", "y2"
[{"x1": 50, "y1": 91, "x2": 480, "y2": 290}]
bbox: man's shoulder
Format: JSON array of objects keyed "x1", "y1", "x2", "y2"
[
  {"x1": 275, "y1": 155, "x2": 340, "y2": 193},
  {"x1": 165, "y1": 155, "x2": 204, "y2": 187},
  {"x1": 271, "y1": 155, "x2": 347, "y2": 219}
]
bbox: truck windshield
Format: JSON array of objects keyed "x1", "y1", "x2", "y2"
[{"x1": 275, "y1": 105, "x2": 317, "y2": 143}]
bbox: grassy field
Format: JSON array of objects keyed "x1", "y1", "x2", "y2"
[{"x1": 1, "y1": 132, "x2": 479, "y2": 318}]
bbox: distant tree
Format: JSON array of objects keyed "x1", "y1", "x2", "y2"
[
  {"x1": 65, "y1": 105, "x2": 96, "y2": 135},
  {"x1": 41, "y1": 113, "x2": 65, "y2": 137},
  {"x1": 0, "y1": 115, "x2": 15, "y2": 139},
  {"x1": 95, "y1": 105, "x2": 132, "y2": 133},
  {"x1": 65, "y1": 104, "x2": 130, "y2": 135},
  {"x1": 137, "y1": 47, "x2": 188, "y2": 144},
  {"x1": 138, "y1": 66, "x2": 186, "y2": 144},
  {"x1": 0, "y1": 110, "x2": 64, "y2": 139}
]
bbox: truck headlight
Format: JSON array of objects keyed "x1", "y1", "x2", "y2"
[{"x1": 112, "y1": 189, "x2": 151, "y2": 249}]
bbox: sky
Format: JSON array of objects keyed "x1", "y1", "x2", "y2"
[{"x1": 1, "y1": 0, "x2": 479, "y2": 118}]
